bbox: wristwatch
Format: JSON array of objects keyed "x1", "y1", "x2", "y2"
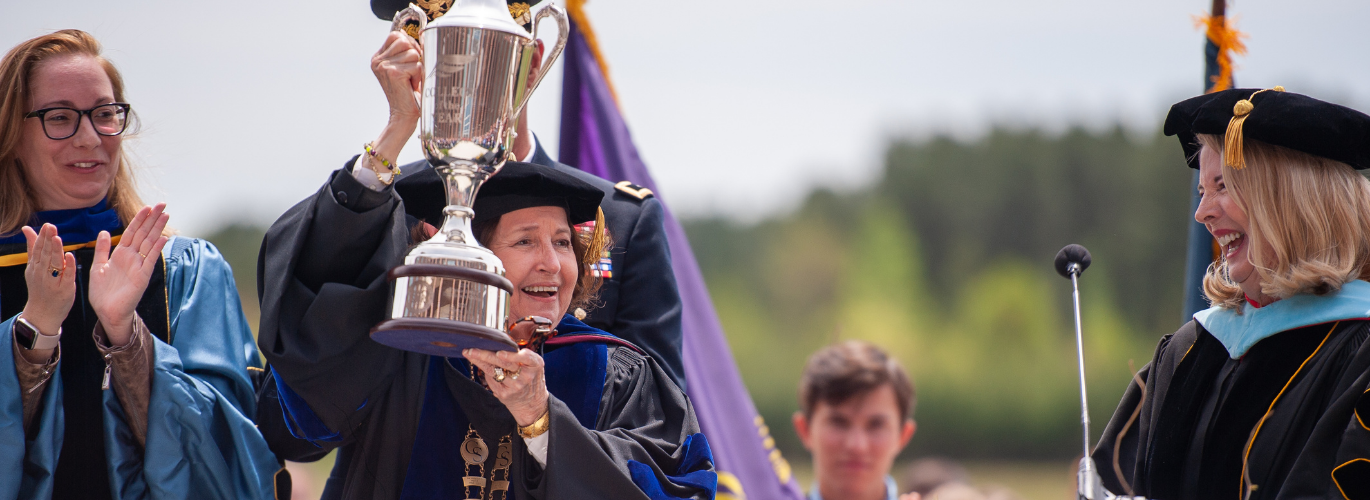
[{"x1": 14, "y1": 316, "x2": 60, "y2": 350}]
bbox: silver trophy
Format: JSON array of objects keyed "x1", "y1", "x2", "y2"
[{"x1": 370, "y1": 0, "x2": 568, "y2": 357}]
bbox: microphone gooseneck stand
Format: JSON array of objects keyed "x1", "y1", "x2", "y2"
[{"x1": 1054, "y1": 244, "x2": 1148, "y2": 500}]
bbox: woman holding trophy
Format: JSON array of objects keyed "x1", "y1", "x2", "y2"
[
  {"x1": 1092, "y1": 89, "x2": 1370, "y2": 499},
  {"x1": 0, "y1": 30, "x2": 280, "y2": 498},
  {"x1": 255, "y1": 3, "x2": 715, "y2": 499}
]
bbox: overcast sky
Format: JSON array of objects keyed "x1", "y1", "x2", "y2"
[{"x1": 3, "y1": 0, "x2": 1366, "y2": 235}]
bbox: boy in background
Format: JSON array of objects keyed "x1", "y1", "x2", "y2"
[{"x1": 794, "y1": 341, "x2": 919, "y2": 500}]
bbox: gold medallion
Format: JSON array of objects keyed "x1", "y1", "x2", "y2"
[
  {"x1": 461, "y1": 434, "x2": 489, "y2": 464},
  {"x1": 494, "y1": 437, "x2": 513, "y2": 469}
]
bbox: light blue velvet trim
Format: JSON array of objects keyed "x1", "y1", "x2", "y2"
[{"x1": 1193, "y1": 280, "x2": 1370, "y2": 358}]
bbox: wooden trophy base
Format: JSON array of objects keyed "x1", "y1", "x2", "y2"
[
  {"x1": 371, "y1": 318, "x2": 517, "y2": 357},
  {"x1": 370, "y1": 263, "x2": 517, "y2": 357}
]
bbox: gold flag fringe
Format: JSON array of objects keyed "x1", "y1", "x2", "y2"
[
  {"x1": 1194, "y1": 15, "x2": 1248, "y2": 94},
  {"x1": 566, "y1": 0, "x2": 622, "y2": 107}
]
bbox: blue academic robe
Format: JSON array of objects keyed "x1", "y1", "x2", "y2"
[{"x1": 0, "y1": 233, "x2": 281, "y2": 499}]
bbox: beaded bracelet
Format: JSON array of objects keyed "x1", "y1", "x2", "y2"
[{"x1": 363, "y1": 142, "x2": 401, "y2": 186}]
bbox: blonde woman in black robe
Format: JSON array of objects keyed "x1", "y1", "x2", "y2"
[{"x1": 1093, "y1": 88, "x2": 1370, "y2": 500}]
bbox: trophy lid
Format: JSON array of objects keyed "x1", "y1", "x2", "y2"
[{"x1": 427, "y1": 0, "x2": 532, "y2": 37}]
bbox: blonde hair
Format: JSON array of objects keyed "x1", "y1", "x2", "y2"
[
  {"x1": 0, "y1": 29, "x2": 147, "y2": 235},
  {"x1": 1197, "y1": 133, "x2": 1370, "y2": 309}
]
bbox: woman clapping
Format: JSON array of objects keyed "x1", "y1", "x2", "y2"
[{"x1": 0, "y1": 30, "x2": 279, "y2": 499}]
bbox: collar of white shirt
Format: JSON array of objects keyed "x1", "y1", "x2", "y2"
[{"x1": 808, "y1": 476, "x2": 899, "y2": 500}]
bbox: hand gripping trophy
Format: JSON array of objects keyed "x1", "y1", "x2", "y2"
[{"x1": 370, "y1": 0, "x2": 568, "y2": 357}]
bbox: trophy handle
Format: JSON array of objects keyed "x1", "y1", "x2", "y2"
[
  {"x1": 390, "y1": 4, "x2": 428, "y2": 39},
  {"x1": 512, "y1": 4, "x2": 569, "y2": 117}
]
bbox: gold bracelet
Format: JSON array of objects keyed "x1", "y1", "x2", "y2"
[
  {"x1": 517, "y1": 409, "x2": 550, "y2": 439},
  {"x1": 363, "y1": 142, "x2": 401, "y2": 186}
]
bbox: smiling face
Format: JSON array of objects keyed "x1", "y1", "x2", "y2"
[
  {"x1": 794, "y1": 385, "x2": 915, "y2": 500},
  {"x1": 1196, "y1": 146, "x2": 1268, "y2": 301},
  {"x1": 17, "y1": 54, "x2": 121, "y2": 211},
  {"x1": 486, "y1": 206, "x2": 579, "y2": 332}
]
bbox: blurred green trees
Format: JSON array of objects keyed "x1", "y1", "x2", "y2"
[
  {"x1": 685, "y1": 125, "x2": 1192, "y2": 460},
  {"x1": 204, "y1": 124, "x2": 1196, "y2": 462}
]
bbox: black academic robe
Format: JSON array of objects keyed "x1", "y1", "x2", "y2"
[
  {"x1": 1093, "y1": 319, "x2": 1370, "y2": 500},
  {"x1": 255, "y1": 160, "x2": 711, "y2": 500}
]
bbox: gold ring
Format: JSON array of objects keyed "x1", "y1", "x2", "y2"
[
  {"x1": 48, "y1": 266, "x2": 60, "y2": 278},
  {"x1": 138, "y1": 252, "x2": 146, "y2": 259},
  {"x1": 493, "y1": 366, "x2": 506, "y2": 382}
]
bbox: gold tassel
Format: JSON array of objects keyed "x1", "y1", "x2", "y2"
[
  {"x1": 584, "y1": 207, "x2": 610, "y2": 275},
  {"x1": 1222, "y1": 86, "x2": 1284, "y2": 170},
  {"x1": 566, "y1": 0, "x2": 622, "y2": 106}
]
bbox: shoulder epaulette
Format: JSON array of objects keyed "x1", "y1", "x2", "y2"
[{"x1": 614, "y1": 181, "x2": 654, "y2": 200}]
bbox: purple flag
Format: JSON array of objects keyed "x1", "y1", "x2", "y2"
[{"x1": 558, "y1": 14, "x2": 805, "y2": 500}]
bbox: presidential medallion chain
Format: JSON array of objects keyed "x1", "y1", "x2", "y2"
[
  {"x1": 460, "y1": 426, "x2": 489, "y2": 500},
  {"x1": 459, "y1": 425, "x2": 515, "y2": 500},
  {"x1": 490, "y1": 435, "x2": 514, "y2": 500}
]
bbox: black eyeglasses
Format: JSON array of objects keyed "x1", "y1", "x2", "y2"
[{"x1": 24, "y1": 103, "x2": 131, "y2": 140}]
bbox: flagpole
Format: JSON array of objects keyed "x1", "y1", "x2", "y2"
[
  {"x1": 557, "y1": 7, "x2": 806, "y2": 498},
  {"x1": 1181, "y1": 0, "x2": 1229, "y2": 323}
]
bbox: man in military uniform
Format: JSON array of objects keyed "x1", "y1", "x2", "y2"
[{"x1": 368, "y1": 0, "x2": 686, "y2": 391}]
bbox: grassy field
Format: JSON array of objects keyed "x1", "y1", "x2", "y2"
[
  {"x1": 788, "y1": 459, "x2": 1077, "y2": 500},
  {"x1": 284, "y1": 455, "x2": 1077, "y2": 500},
  {"x1": 961, "y1": 461, "x2": 1077, "y2": 500}
]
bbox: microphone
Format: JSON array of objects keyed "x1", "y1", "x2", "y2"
[
  {"x1": 1055, "y1": 244, "x2": 1092, "y2": 279},
  {"x1": 1051, "y1": 245, "x2": 1145, "y2": 499},
  {"x1": 1057, "y1": 243, "x2": 1101, "y2": 498}
]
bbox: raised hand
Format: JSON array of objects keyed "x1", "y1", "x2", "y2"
[
  {"x1": 463, "y1": 348, "x2": 550, "y2": 427},
  {"x1": 19, "y1": 223, "x2": 77, "y2": 361},
  {"x1": 373, "y1": 30, "x2": 423, "y2": 123},
  {"x1": 88, "y1": 204, "x2": 169, "y2": 347},
  {"x1": 367, "y1": 31, "x2": 425, "y2": 172}
]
